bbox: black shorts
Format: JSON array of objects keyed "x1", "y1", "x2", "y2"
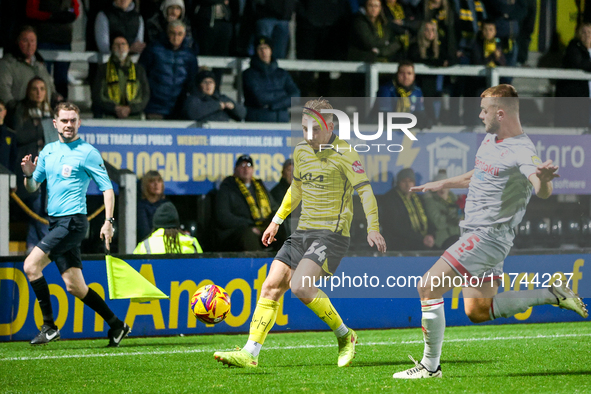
[
  {"x1": 37, "y1": 214, "x2": 88, "y2": 275},
  {"x1": 274, "y1": 230, "x2": 350, "y2": 275}
]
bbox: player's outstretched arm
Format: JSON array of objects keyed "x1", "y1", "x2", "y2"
[
  {"x1": 410, "y1": 169, "x2": 475, "y2": 192},
  {"x1": 21, "y1": 154, "x2": 40, "y2": 192},
  {"x1": 528, "y1": 160, "x2": 558, "y2": 199}
]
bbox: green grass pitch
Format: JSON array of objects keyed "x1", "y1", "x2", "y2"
[{"x1": 1, "y1": 322, "x2": 590, "y2": 393}]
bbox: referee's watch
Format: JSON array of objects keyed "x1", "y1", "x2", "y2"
[{"x1": 105, "y1": 217, "x2": 115, "y2": 225}]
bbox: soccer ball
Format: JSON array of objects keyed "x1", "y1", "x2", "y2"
[{"x1": 190, "y1": 284, "x2": 231, "y2": 324}]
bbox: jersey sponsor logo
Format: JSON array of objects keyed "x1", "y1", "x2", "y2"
[
  {"x1": 474, "y1": 158, "x2": 499, "y2": 177},
  {"x1": 500, "y1": 148, "x2": 509, "y2": 157},
  {"x1": 61, "y1": 164, "x2": 73, "y2": 177},
  {"x1": 301, "y1": 172, "x2": 324, "y2": 182},
  {"x1": 531, "y1": 155, "x2": 542, "y2": 166},
  {"x1": 352, "y1": 161, "x2": 365, "y2": 174}
]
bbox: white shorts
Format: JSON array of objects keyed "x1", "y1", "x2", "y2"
[{"x1": 441, "y1": 225, "x2": 515, "y2": 285}]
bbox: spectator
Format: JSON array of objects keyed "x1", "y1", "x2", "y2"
[
  {"x1": 453, "y1": 0, "x2": 488, "y2": 60},
  {"x1": 375, "y1": 60, "x2": 425, "y2": 114},
  {"x1": 254, "y1": 0, "x2": 296, "y2": 59},
  {"x1": 25, "y1": 0, "x2": 80, "y2": 99},
  {"x1": 183, "y1": 69, "x2": 246, "y2": 122},
  {"x1": 215, "y1": 154, "x2": 278, "y2": 251},
  {"x1": 379, "y1": 167, "x2": 435, "y2": 251},
  {"x1": 348, "y1": 0, "x2": 403, "y2": 63},
  {"x1": 134, "y1": 202, "x2": 203, "y2": 254},
  {"x1": 422, "y1": 0, "x2": 457, "y2": 62},
  {"x1": 482, "y1": 0, "x2": 527, "y2": 68},
  {"x1": 92, "y1": 36, "x2": 150, "y2": 119},
  {"x1": 243, "y1": 36, "x2": 300, "y2": 122},
  {"x1": 409, "y1": 21, "x2": 449, "y2": 91},
  {"x1": 140, "y1": 20, "x2": 198, "y2": 120},
  {"x1": 95, "y1": 0, "x2": 146, "y2": 55},
  {"x1": 270, "y1": 158, "x2": 294, "y2": 237},
  {"x1": 0, "y1": 100, "x2": 18, "y2": 172},
  {"x1": 137, "y1": 170, "x2": 170, "y2": 241},
  {"x1": 381, "y1": 0, "x2": 420, "y2": 52},
  {"x1": 8, "y1": 77, "x2": 54, "y2": 252},
  {"x1": 517, "y1": 0, "x2": 536, "y2": 65},
  {"x1": 470, "y1": 19, "x2": 506, "y2": 68},
  {"x1": 146, "y1": 0, "x2": 193, "y2": 46},
  {"x1": 423, "y1": 172, "x2": 461, "y2": 249},
  {"x1": 555, "y1": 23, "x2": 591, "y2": 127},
  {"x1": 0, "y1": 25, "x2": 60, "y2": 109},
  {"x1": 190, "y1": 0, "x2": 236, "y2": 58}
]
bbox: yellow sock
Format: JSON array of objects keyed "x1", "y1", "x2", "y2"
[
  {"x1": 306, "y1": 289, "x2": 344, "y2": 331},
  {"x1": 248, "y1": 298, "x2": 280, "y2": 345}
]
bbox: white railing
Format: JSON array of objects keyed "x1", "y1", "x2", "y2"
[{"x1": 19, "y1": 50, "x2": 591, "y2": 95}]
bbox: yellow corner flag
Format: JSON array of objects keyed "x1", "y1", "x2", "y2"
[{"x1": 106, "y1": 255, "x2": 169, "y2": 302}]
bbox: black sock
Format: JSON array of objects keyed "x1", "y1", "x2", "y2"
[
  {"x1": 30, "y1": 277, "x2": 56, "y2": 328},
  {"x1": 81, "y1": 288, "x2": 122, "y2": 328}
]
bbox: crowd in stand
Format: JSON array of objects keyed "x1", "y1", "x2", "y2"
[
  {"x1": 1, "y1": 0, "x2": 569, "y2": 125},
  {"x1": 1, "y1": 0, "x2": 590, "y2": 255}
]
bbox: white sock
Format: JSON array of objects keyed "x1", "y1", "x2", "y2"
[
  {"x1": 243, "y1": 340, "x2": 262, "y2": 357},
  {"x1": 420, "y1": 299, "x2": 445, "y2": 372},
  {"x1": 334, "y1": 323, "x2": 349, "y2": 338},
  {"x1": 490, "y1": 288, "x2": 556, "y2": 319}
]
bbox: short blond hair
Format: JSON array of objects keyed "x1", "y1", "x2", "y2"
[
  {"x1": 303, "y1": 97, "x2": 333, "y2": 122},
  {"x1": 481, "y1": 84, "x2": 519, "y2": 113}
]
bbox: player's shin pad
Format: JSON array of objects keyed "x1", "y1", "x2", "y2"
[
  {"x1": 248, "y1": 298, "x2": 280, "y2": 345},
  {"x1": 307, "y1": 289, "x2": 344, "y2": 331}
]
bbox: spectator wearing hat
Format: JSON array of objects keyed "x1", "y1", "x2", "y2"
[
  {"x1": 215, "y1": 154, "x2": 279, "y2": 251},
  {"x1": 92, "y1": 35, "x2": 150, "y2": 119},
  {"x1": 379, "y1": 167, "x2": 435, "y2": 251},
  {"x1": 134, "y1": 201, "x2": 203, "y2": 254},
  {"x1": 146, "y1": 0, "x2": 193, "y2": 46},
  {"x1": 183, "y1": 69, "x2": 246, "y2": 122},
  {"x1": 242, "y1": 36, "x2": 300, "y2": 123},
  {"x1": 422, "y1": 171, "x2": 461, "y2": 249},
  {"x1": 140, "y1": 20, "x2": 198, "y2": 119}
]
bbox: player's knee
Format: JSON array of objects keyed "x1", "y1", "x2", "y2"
[
  {"x1": 23, "y1": 260, "x2": 40, "y2": 280},
  {"x1": 65, "y1": 282, "x2": 83, "y2": 297}
]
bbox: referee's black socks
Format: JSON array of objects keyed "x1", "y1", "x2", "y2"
[
  {"x1": 30, "y1": 276, "x2": 57, "y2": 329},
  {"x1": 82, "y1": 288, "x2": 124, "y2": 329}
]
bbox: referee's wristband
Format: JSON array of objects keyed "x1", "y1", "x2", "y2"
[{"x1": 272, "y1": 215, "x2": 284, "y2": 225}]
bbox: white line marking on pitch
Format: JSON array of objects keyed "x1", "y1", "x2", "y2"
[{"x1": 2, "y1": 333, "x2": 590, "y2": 362}]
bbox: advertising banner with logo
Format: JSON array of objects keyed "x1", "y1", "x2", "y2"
[
  {"x1": 1, "y1": 254, "x2": 588, "y2": 341},
  {"x1": 80, "y1": 125, "x2": 591, "y2": 196}
]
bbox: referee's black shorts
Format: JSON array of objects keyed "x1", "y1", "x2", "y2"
[
  {"x1": 274, "y1": 229, "x2": 350, "y2": 275},
  {"x1": 37, "y1": 214, "x2": 88, "y2": 275}
]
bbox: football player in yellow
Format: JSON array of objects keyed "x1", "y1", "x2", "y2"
[{"x1": 214, "y1": 98, "x2": 387, "y2": 368}]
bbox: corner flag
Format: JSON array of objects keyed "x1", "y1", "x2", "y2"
[{"x1": 105, "y1": 255, "x2": 169, "y2": 302}]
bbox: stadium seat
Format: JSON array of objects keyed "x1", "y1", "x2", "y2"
[{"x1": 580, "y1": 216, "x2": 591, "y2": 247}]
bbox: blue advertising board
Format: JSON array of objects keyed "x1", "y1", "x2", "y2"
[
  {"x1": 1, "y1": 253, "x2": 588, "y2": 341},
  {"x1": 80, "y1": 126, "x2": 591, "y2": 196}
]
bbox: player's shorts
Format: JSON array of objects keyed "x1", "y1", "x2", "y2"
[
  {"x1": 274, "y1": 229, "x2": 350, "y2": 275},
  {"x1": 441, "y1": 224, "x2": 515, "y2": 285},
  {"x1": 37, "y1": 214, "x2": 88, "y2": 275}
]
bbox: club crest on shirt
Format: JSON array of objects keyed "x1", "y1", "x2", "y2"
[
  {"x1": 531, "y1": 155, "x2": 542, "y2": 165},
  {"x1": 352, "y1": 161, "x2": 365, "y2": 174},
  {"x1": 62, "y1": 164, "x2": 73, "y2": 177}
]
